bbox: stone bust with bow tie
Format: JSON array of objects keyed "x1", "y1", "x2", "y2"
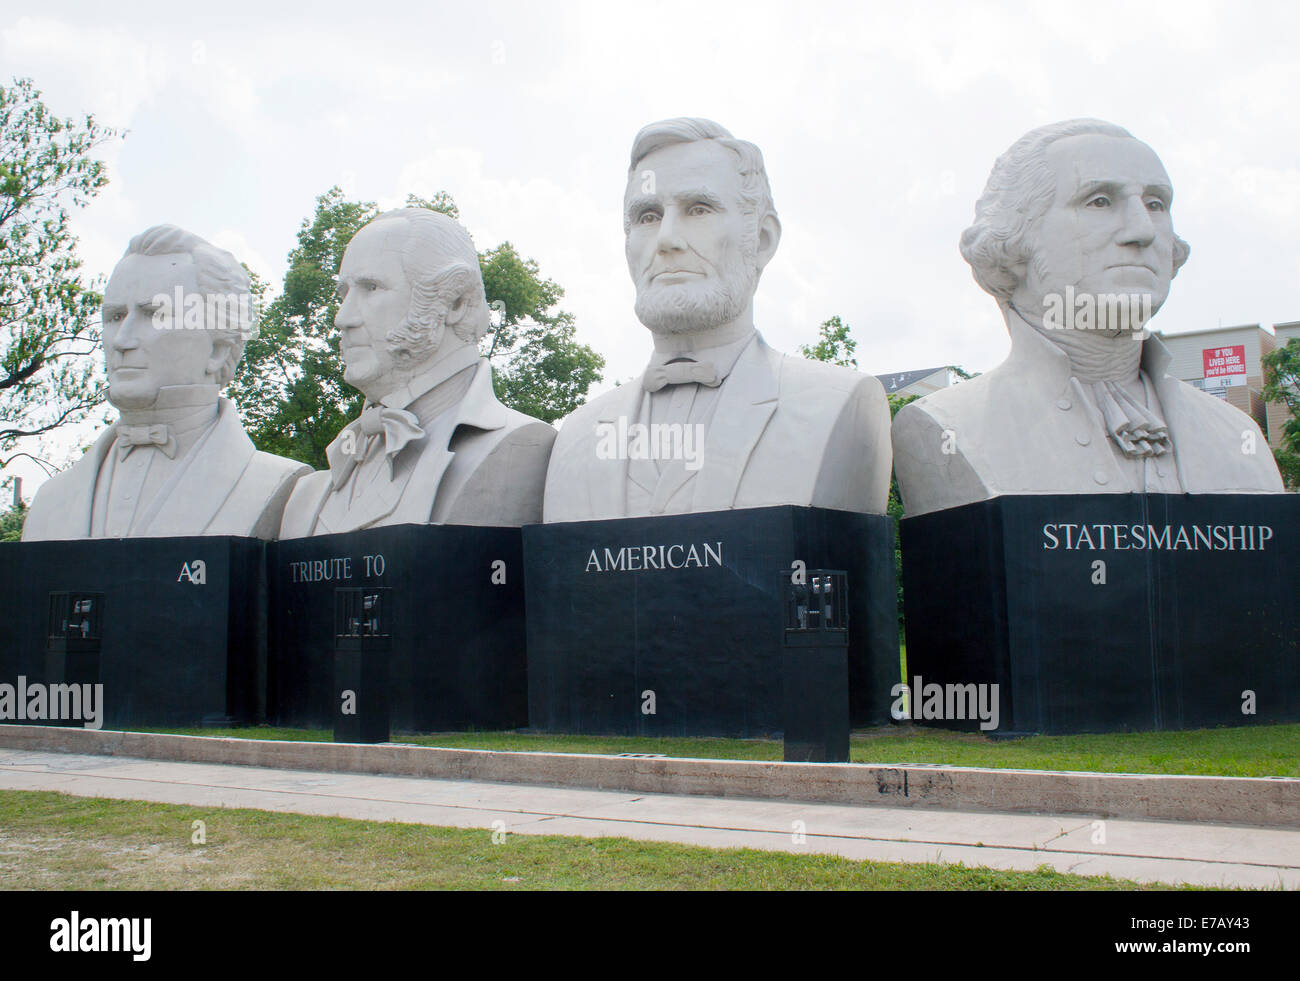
[
  {"x1": 277, "y1": 208, "x2": 556, "y2": 537},
  {"x1": 22, "y1": 225, "x2": 311, "y2": 541},
  {"x1": 542, "y1": 117, "x2": 892, "y2": 521},
  {"x1": 892, "y1": 119, "x2": 1284, "y2": 516}
]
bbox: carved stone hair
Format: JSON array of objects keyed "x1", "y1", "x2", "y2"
[
  {"x1": 959, "y1": 118, "x2": 1191, "y2": 301},
  {"x1": 370, "y1": 208, "x2": 489, "y2": 364},
  {"x1": 625, "y1": 117, "x2": 778, "y2": 250},
  {"x1": 122, "y1": 224, "x2": 256, "y2": 387}
]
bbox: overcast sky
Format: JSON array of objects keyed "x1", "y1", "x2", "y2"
[{"x1": 4, "y1": 0, "x2": 1298, "y2": 491}]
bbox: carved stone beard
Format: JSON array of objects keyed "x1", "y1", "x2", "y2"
[{"x1": 634, "y1": 239, "x2": 759, "y2": 336}]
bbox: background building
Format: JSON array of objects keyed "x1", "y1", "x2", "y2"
[
  {"x1": 874, "y1": 367, "x2": 958, "y2": 400},
  {"x1": 1155, "y1": 322, "x2": 1297, "y2": 451}
]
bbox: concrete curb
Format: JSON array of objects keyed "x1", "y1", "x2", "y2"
[{"x1": 0, "y1": 725, "x2": 1296, "y2": 828}]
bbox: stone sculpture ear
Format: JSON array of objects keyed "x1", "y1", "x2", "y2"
[
  {"x1": 435, "y1": 262, "x2": 489, "y2": 344},
  {"x1": 756, "y1": 211, "x2": 782, "y2": 272},
  {"x1": 208, "y1": 333, "x2": 245, "y2": 388},
  {"x1": 444, "y1": 283, "x2": 471, "y2": 331}
]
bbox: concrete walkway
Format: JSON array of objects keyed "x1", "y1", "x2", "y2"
[{"x1": 1, "y1": 747, "x2": 1296, "y2": 888}]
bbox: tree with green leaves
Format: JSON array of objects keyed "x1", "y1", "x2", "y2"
[
  {"x1": 799, "y1": 315, "x2": 857, "y2": 368},
  {"x1": 229, "y1": 188, "x2": 604, "y2": 470},
  {"x1": 1, "y1": 77, "x2": 120, "y2": 474},
  {"x1": 0, "y1": 500, "x2": 24, "y2": 541},
  {"x1": 1262, "y1": 336, "x2": 1300, "y2": 490}
]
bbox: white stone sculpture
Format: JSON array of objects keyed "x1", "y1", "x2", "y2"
[
  {"x1": 543, "y1": 117, "x2": 891, "y2": 522},
  {"x1": 23, "y1": 225, "x2": 310, "y2": 541},
  {"x1": 278, "y1": 208, "x2": 555, "y2": 536},
  {"x1": 893, "y1": 119, "x2": 1285, "y2": 516}
]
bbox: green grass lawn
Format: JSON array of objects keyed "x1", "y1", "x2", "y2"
[
  {"x1": 0, "y1": 789, "x2": 1191, "y2": 890},
  {"x1": 136, "y1": 722, "x2": 1300, "y2": 778}
]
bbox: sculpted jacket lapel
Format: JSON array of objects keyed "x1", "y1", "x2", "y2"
[
  {"x1": 141, "y1": 400, "x2": 255, "y2": 536},
  {"x1": 691, "y1": 335, "x2": 780, "y2": 511},
  {"x1": 588, "y1": 379, "x2": 647, "y2": 518},
  {"x1": 1142, "y1": 335, "x2": 1196, "y2": 490},
  {"x1": 998, "y1": 313, "x2": 1130, "y2": 491},
  {"x1": 1141, "y1": 334, "x2": 1277, "y2": 492},
  {"x1": 31, "y1": 428, "x2": 116, "y2": 539},
  {"x1": 389, "y1": 358, "x2": 510, "y2": 526}
]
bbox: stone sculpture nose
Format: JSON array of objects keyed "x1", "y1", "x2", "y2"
[
  {"x1": 335, "y1": 289, "x2": 364, "y2": 330},
  {"x1": 656, "y1": 207, "x2": 687, "y2": 253},
  {"x1": 111, "y1": 309, "x2": 145, "y2": 350},
  {"x1": 1117, "y1": 194, "x2": 1156, "y2": 248}
]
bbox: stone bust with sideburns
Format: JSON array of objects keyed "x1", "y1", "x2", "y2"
[{"x1": 278, "y1": 208, "x2": 556, "y2": 536}]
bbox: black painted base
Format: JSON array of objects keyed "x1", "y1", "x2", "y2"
[
  {"x1": 333, "y1": 647, "x2": 391, "y2": 743},
  {"x1": 268, "y1": 524, "x2": 527, "y2": 732},
  {"x1": 524, "y1": 506, "x2": 898, "y2": 738},
  {"x1": 0, "y1": 537, "x2": 263, "y2": 728},
  {"x1": 901, "y1": 494, "x2": 1300, "y2": 734},
  {"x1": 782, "y1": 642, "x2": 850, "y2": 762}
]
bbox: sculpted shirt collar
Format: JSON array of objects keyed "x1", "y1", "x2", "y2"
[
  {"x1": 112, "y1": 384, "x2": 221, "y2": 460},
  {"x1": 644, "y1": 324, "x2": 758, "y2": 388},
  {"x1": 1002, "y1": 306, "x2": 1175, "y2": 385},
  {"x1": 327, "y1": 349, "x2": 508, "y2": 488},
  {"x1": 374, "y1": 343, "x2": 483, "y2": 417}
]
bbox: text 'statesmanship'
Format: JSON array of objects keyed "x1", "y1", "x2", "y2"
[{"x1": 1042, "y1": 523, "x2": 1274, "y2": 551}]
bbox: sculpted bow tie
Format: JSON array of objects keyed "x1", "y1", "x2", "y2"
[
  {"x1": 114, "y1": 423, "x2": 177, "y2": 460},
  {"x1": 643, "y1": 359, "x2": 721, "y2": 393},
  {"x1": 330, "y1": 404, "x2": 426, "y2": 488}
]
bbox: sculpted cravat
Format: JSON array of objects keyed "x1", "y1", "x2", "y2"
[{"x1": 329, "y1": 405, "x2": 426, "y2": 489}]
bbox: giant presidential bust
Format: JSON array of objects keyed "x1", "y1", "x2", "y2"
[
  {"x1": 278, "y1": 208, "x2": 556, "y2": 536},
  {"x1": 23, "y1": 225, "x2": 310, "y2": 541},
  {"x1": 893, "y1": 118, "x2": 1285, "y2": 515},
  {"x1": 543, "y1": 117, "x2": 891, "y2": 521}
]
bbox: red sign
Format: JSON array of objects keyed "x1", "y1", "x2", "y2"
[{"x1": 1203, "y1": 345, "x2": 1247, "y2": 387}]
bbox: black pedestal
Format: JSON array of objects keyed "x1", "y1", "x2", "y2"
[
  {"x1": 901, "y1": 494, "x2": 1300, "y2": 734},
  {"x1": 524, "y1": 506, "x2": 897, "y2": 738},
  {"x1": 0, "y1": 537, "x2": 263, "y2": 728},
  {"x1": 269, "y1": 524, "x2": 527, "y2": 732},
  {"x1": 782, "y1": 643, "x2": 850, "y2": 762},
  {"x1": 333, "y1": 650, "x2": 391, "y2": 743},
  {"x1": 332, "y1": 587, "x2": 392, "y2": 743}
]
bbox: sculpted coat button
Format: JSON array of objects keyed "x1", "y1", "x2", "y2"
[
  {"x1": 1093, "y1": 470, "x2": 1109, "y2": 485},
  {"x1": 1075, "y1": 433, "x2": 1091, "y2": 446},
  {"x1": 1156, "y1": 467, "x2": 1166, "y2": 478},
  {"x1": 1056, "y1": 398, "x2": 1071, "y2": 411}
]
